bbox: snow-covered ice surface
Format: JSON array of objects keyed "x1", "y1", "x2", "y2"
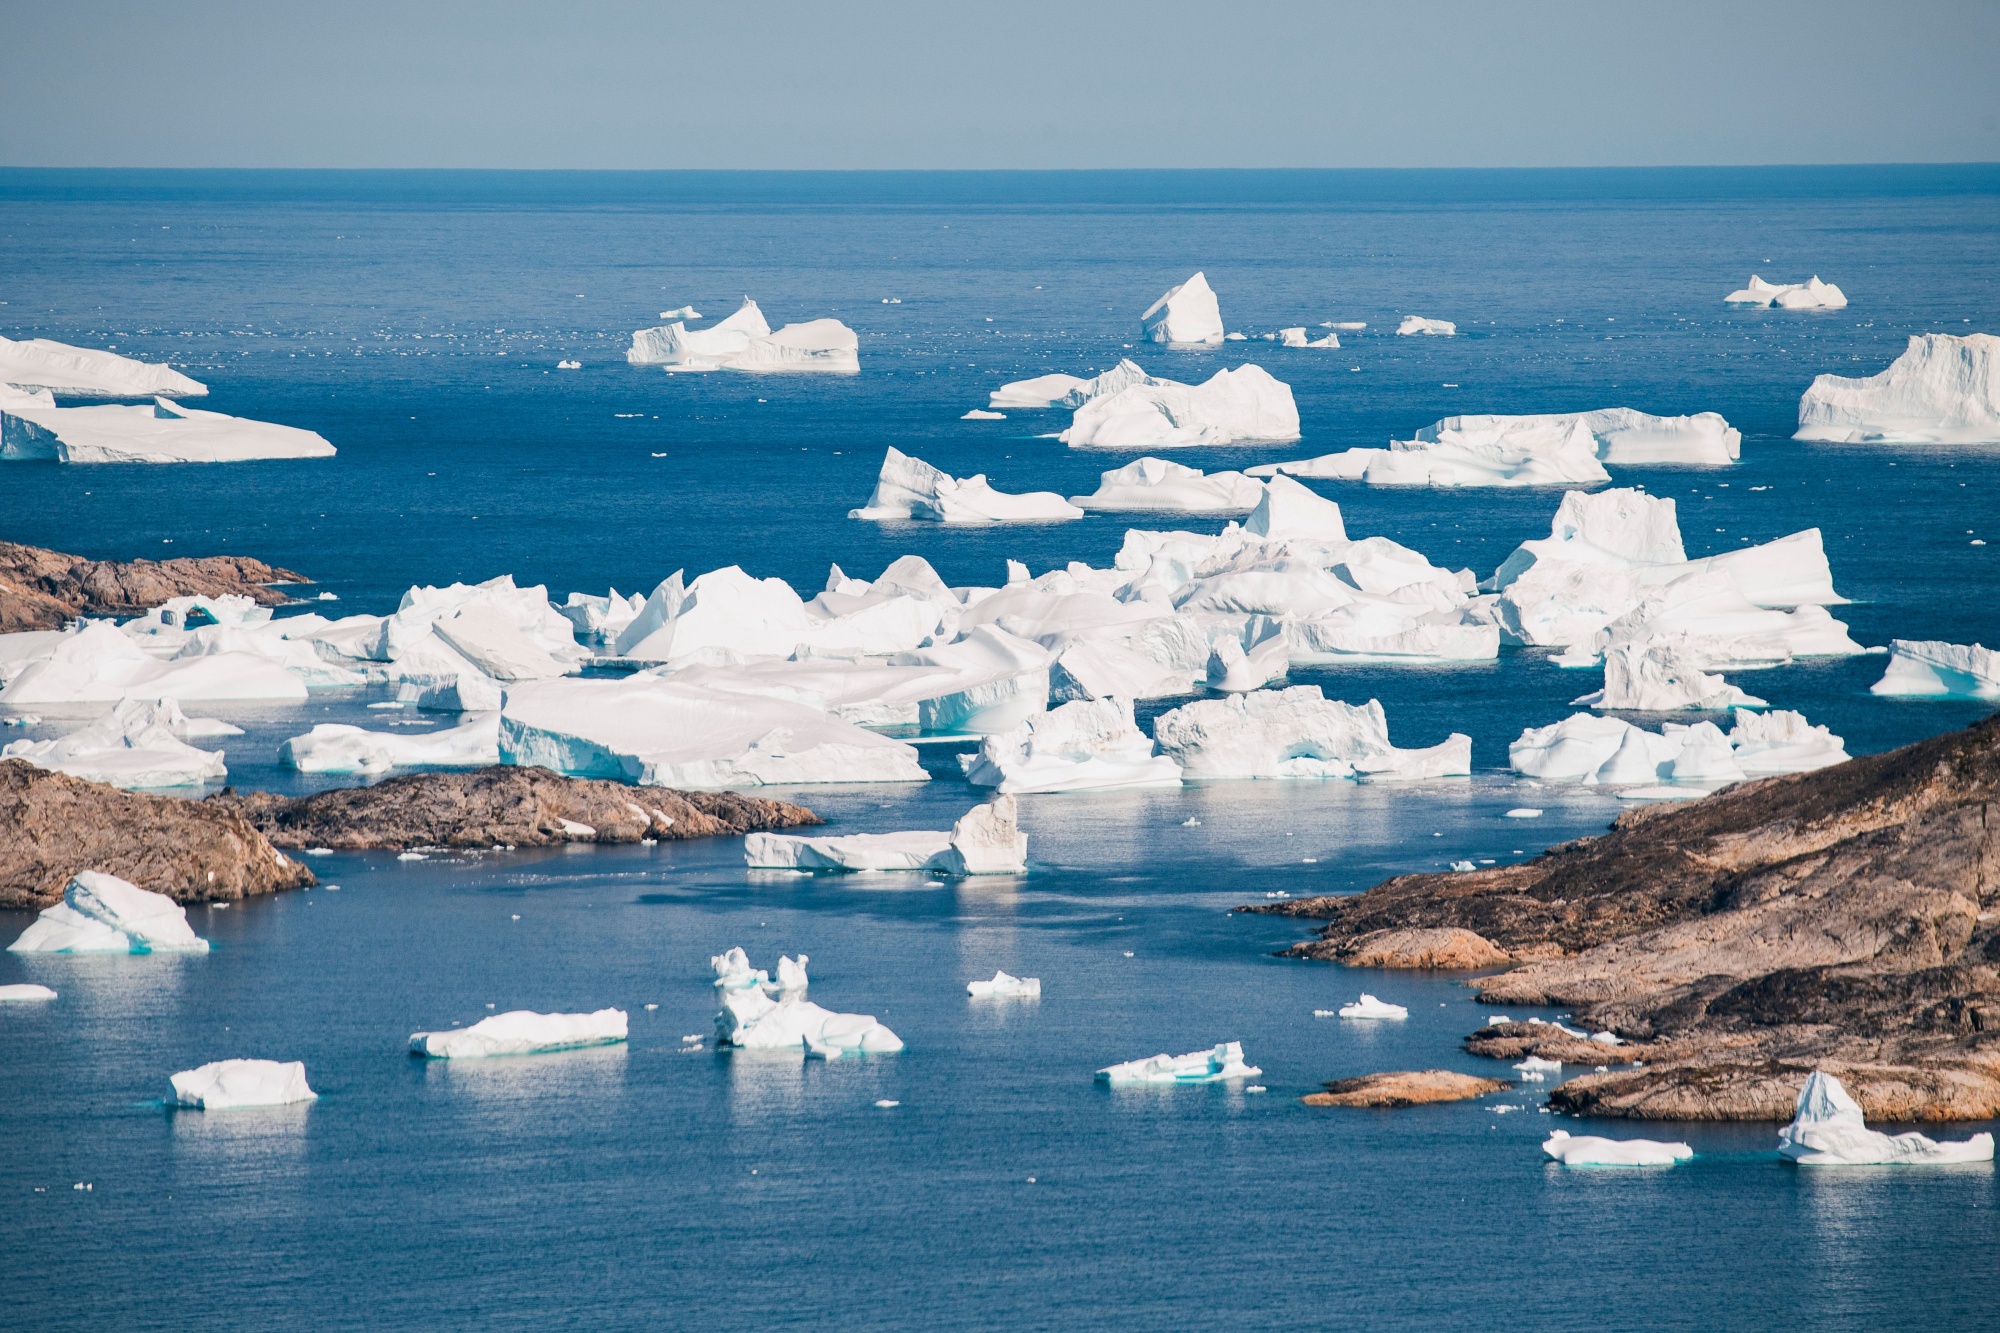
[
  {"x1": 169, "y1": 1059, "x2": 318, "y2": 1109},
  {"x1": 2, "y1": 697, "x2": 228, "y2": 787},
  {"x1": 1542, "y1": 1130, "x2": 1693, "y2": 1166},
  {"x1": 1097, "y1": 1041, "x2": 1259, "y2": 1085},
  {"x1": 1870, "y1": 639, "x2": 2000, "y2": 699},
  {"x1": 8, "y1": 871, "x2": 209, "y2": 955},
  {"x1": 626, "y1": 299, "x2": 859, "y2": 374},
  {"x1": 1140, "y1": 272, "x2": 1225, "y2": 346},
  {"x1": 1777, "y1": 1072, "x2": 1995, "y2": 1165},
  {"x1": 850, "y1": 448, "x2": 1083, "y2": 523},
  {"x1": 1796, "y1": 333, "x2": 2000, "y2": 443},
  {"x1": 1059, "y1": 365, "x2": 1299, "y2": 449},
  {"x1": 409, "y1": 1008, "x2": 629, "y2": 1058},
  {"x1": 1725, "y1": 275, "x2": 1847, "y2": 309},
  {"x1": 0, "y1": 334, "x2": 205, "y2": 397},
  {"x1": 0, "y1": 397, "x2": 335, "y2": 464}
]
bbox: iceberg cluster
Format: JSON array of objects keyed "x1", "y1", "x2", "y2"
[
  {"x1": 2, "y1": 697, "x2": 230, "y2": 788},
  {"x1": 1511, "y1": 709, "x2": 1848, "y2": 786},
  {"x1": 1154, "y1": 687, "x2": 1470, "y2": 782},
  {"x1": 850, "y1": 448, "x2": 1083, "y2": 524},
  {"x1": 409, "y1": 1008, "x2": 629, "y2": 1058},
  {"x1": 169, "y1": 1059, "x2": 318, "y2": 1110},
  {"x1": 1541, "y1": 1130, "x2": 1692, "y2": 1166},
  {"x1": 711, "y1": 948, "x2": 904, "y2": 1055},
  {"x1": 1140, "y1": 272, "x2": 1225, "y2": 346},
  {"x1": 626, "y1": 299, "x2": 858, "y2": 374},
  {"x1": 9, "y1": 872, "x2": 210, "y2": 955},
  {"x1": 1725, "y1": 275, "x2": 1847, "y2": 309},
  {"x1": 1796, "y1": 333, "x2": 2000, "y2": 444},
  {"x1": 745, "y1": 795, "x2": 1028, "y2": 874},
  {"x1": 1870, "y1": 639, "x2": 2000, "y2": 700},
  {"x1": 281, "y1": 712, "x2": 500, "y2": 775},
  {"x1": 962, "y1": 698, "x2": 1182, "y2": 794},
  {"x1": 1396, "y1": 316, "x2": 1456, "y2": 336},
  {"x1": 1069, "y1": 457, "x2": 1264, "y2": 514},
  {"x1": 1337, "y1": 994, "x2": 1408, "y2": 1019},
  {"x1": 967, "y1": 970, "x2": 1041, "y2": 998},
  {"x1": 1097, "y1": 1041, "x2": 1260, "y2": 1086},
  {"x1": 1777, "y1": 1072, "x2": 1994, "y2": 1166},
  {"x1": 1059, "y1": 365, "x2": 1299, "y2": 449}
]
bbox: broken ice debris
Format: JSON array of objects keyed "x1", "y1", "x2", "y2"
[{"x1": 409, "y1": 1008, "x2": 629, "y2": 1058}]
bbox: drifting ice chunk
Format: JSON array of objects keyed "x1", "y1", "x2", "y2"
[
  {"x1": 1542, "y1": 1130, "x2": 1692, "y2": 1166},
  {"x1": 0, "y1": 334, "x2": 205, "y2": 397},
  {"x1": 1152, "y1": 686, "x2": 1470, "y2": 781},
  {"x1": 1337, "y1": 994, "x2": 1408, "y2": 1019},
  {"x1": 626, "y1": 299, "x2": 858, "y2": 374},
  {"x1": 744, "y1": 796, "x2": 1027, "y2": 874},
  {"x1": 712, "y1": 947, "x2": 807, "y2": 994},
  {"x1": 409, "y1": 1008, "x2": 628, "y2": 1058},
  {"x1": 712, "y1": 952, "x2": 903, "y2": 1054},
  {"x1": 169, "y1": 1059, "x2": 317, "y2": 1109},
  {"x1": 1140, "y1": 272, "x2": 1225, "y2": 346},
  {"x1": 967, "y1": 970, "x2": 1041, "y2": 998},
  {"x1": 1796, "y1": 333, "x2": 2000, "y2": 444},
  {"x1": 850, "y1": 448, "x2": 1083, "y2": 523},
  {"x1": 1397, "y1": 316, "x2": 1456, "y2": 336},
  {"x1": 281, "y1": 712, "x2": 499, "y2": 775},
  {"x1": 659, "y1": 305, "x2": 701, "y2": 321},
  {"x1": 961, "y1": 698, "x2": 1182, "y2": 794},
  {"x1": 0, "y1": 622, "x2": 307, "y2": 706},
  {"x1": 2, "y1": 697, "x2": 227, "y2": 788},
  {"x1": 1097, "y1": 1041, "x2": 1259, "y2": 1085},
  {"x1": 1777, "y1": 1071, "x2": 1995, "y2": 1165},
  {"x1": 1725, "y1": 275, "x2": 1847, "y2": 309},
  {"x1": 961, "y1": 409, "x2": 1005, "y2": 420},
  {"x1": 9, "y1": 871, "x2": 209, "y2": 954},
  {"x1": 1068, "y1": 457, "x2": 1264, "y2": 514},
  {"x1": 0, "y1": 397, "x2": 334, "y2": 464},
  {"x1": 1514, "y1": 1056, "x2": 1561, "y2": 1081},
  {"x1": 1870, "y1": 639, "x2": 2000, "y2": 699},
  {"x1": 1059, "y1": 365, "x2": 1300, "y2": 449},
  {"x1": 0, "y1": 983, "x2": 56, "y2": 1001},
  {"x1": 1574, "y1": 639, "x2": 1766, "y2": 712}
]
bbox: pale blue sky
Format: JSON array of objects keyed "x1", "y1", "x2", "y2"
[{"x1": 3, "y1": 0, "x2": 1996, "y2": 169}]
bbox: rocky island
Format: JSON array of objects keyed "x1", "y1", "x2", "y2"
[
  {"x1": 1247, "y1": 713, "x2": 2000, "y2": 1121},
  {"x1": 0, "y1": 538, "x2": 309, "y2": 631}
]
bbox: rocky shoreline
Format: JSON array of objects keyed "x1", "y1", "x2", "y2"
[
  {"x1": 0, "y1": 539, "x2": 308, "y2": 631},
  {"x1": 1245, "y1": 712, "x2": 2000, "y2": 1121}
]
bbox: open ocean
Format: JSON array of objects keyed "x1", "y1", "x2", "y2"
[{"x1": 1, "y1": 167, "x2": 1996, "y2": 1330}]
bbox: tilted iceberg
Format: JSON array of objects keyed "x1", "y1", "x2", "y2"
[
  {"x1": 961, "y1": 697, "x2": 1182, "y2": 794},
  {"x1": 1059, "y1": 365, "x2": 1299, "y2": 449},
  {"x1": 9, "y1": 871, "x2": 209, "y2": 955},
  {"x1": 1870, "y1": 639, "x2": 2000, "y2": 700},
  {"x1": 849, "y1": 448, "x2": 1083, "y2": 524},
  {"x1": 1725, "y1": 275, "x2": 1846, "y2": 309},
  {"x1": 626, "y1": 298, "x2": 858, "y2": 374},
  {"x1": 1152, "y1": 686, "x2": 1471, "y2": 781},
  {"x1": 712, "y1": 949, "x2": 903, "y2": 1055},
  {"x1": 1097, "y1": 1041, "x2": 1260, "y2": 1085},
  {"x1": 410, "y1": 1008, "x2": 628, "y2": 1058},
  {"x1": 2, "y1": 697, "x2": 228, "y2": 788},
  {"x1": 1337, "y1": 994, "x2": 1408, "y2": 1019},
  {"x1": 281, "y1": 712, "x2": 500, "y2": 775},
  {"x1": 1778, "y1": 1071, "x2": 1994, "y2": 1165},
  {"x1": 744, "y1": 795, "x2": 1028, "y2": 874},
  {"x1": 1140, "y1": 272, "x2": 1225, "y2": 346},
  {"x1": 1796, "y1": 333, "x2": 2000, "y2": 444},
  {"x1": 0, "y1": 334, "x2": 205, "y2": 397},
  {"x1": 170, "y1": 1059, "x2": 317, "y2": 1110},
  {"x1": 967, "y1": 970, "x2": 1041, "y2": 998},
  {"x1": 1542, "y1": 1131, "x2": 1692, "y2": 1166},
  {"x1": 990, "y1": 358, "x2": 1168, "y2": 410},
  {"x1": 1510, "y1": 709, "x2": 1846, "y2": 785},
  {"x1": 1068, "y1": 457, "x2": 1264, "y2": 514},
  {"x1": 1, "y1": 398, "x2": 334, "y2": 464},
  {"x1": 1396, "y1": 316, "x2": 1456, "y2": 336}
]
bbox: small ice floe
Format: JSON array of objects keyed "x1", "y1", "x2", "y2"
[
  {"x1": 1313, "y1": 1009, "x2": 1337, "y2": 1018},
  {"x1": 1487, "y1": 1014, "x2": 1512, "y2": 1025},
  {"x1": 1513, "y1": 1056, "x2": 1561, "y2": 1081},
  {"x1": 1724, "y1": 275, "x2": 1846, "y2": 309},
  {"x1": 1591, "y1": 1031, "x2": 1623, "y2": 1045},
  {"x1": 305, "y1": 847, "x2": 334, "y2": 857},
  {"x1": 1246, "y1": 1085, "x2": 1267, "y2": 1093},
  {"x1": 1870, "y1": 640, "x2": 2000, "y2": 700},
  {"x1": 1505, "y1": 808, "x2": 1543, "y2": 819},
  {"x1": 1396, "y1": 316, "x2": 1456, "y2": 336},
  {"x1": 0, "y1": 984, "x2": 57, "y2": 1002},
  {"x1": 1450, "y1": 860, "x2": 1476, "y2": 872},
  {"x1": 1337, "y1": 994, "x2": 1408, "y2": 1020},
  {"x1": 1777, "y1": 1071, "x2": 1995, "y2": 1165},
  {"x1": 875, "y1": 1099, "x2": 900, "y2": 1108},
  {"x1": 1543, "y1": 1130, "x2": 1693, "y2": 1166},
  {"x1": 8, "y1": 871, "x2": 208, "y2": 955},
  {"x1": 556, "y1": 360, "x2": 581, "y2": 370},
  {"x1": 849, "y1": 447, "x2": 1081, "y2": 523},
  {"x1": 961, "y1": 409, "x2": 1005, "y2": 421},
  {"x1": 967, "y1": 970, "x2": 1041, "y2": 998},
  {"x1": 881, "y1": 297, "x2": 901, "y2": 305},
  {"x1": 1140, "y1": 272, "x2": 1225, "y2": 346},
  {"x1": 169, "y1": 1059, "x2": 317, "y2": 1109},
  {"x1": 745, "y1": 796, "x2": 1027, "y2": 875},
  {"x1": 659, "y1": 306, "x2": 701, "y2": 321},
  {"x1": 409, "y1": 1008, "x2": 628, "y2": 1058},
  {"x1": 1182, "y1": 817, "x2": 1201, "y2": 827},
  {"x1": 712, "y1": 948, "x2": 902, "y2": 1054},
  {"x1": 396, "y1": 852, "x2": 428, "y2": 862},
  {"x1": 1097, "y1": 1041, "x2": 1259, "y2": 1086}
]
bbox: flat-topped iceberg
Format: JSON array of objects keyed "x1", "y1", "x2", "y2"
[
  {"x1": 745, "y1": 795, "x2": 1028, "y2": 874},
  {"x1": 1152, "y1": 686, "x2": 1470, "y2": 781},
  {"x1": 1796, "y1": 333, "x2": 2000, "y2": 443},
  {"x1": 10, "y1": 871, "x2": 209, "y2": 955},
  {"x1": 281, "y1": 713, "x2": 499, "y2": 775},
  {"x1": 0, "y1": 983, "x2": 57, "y2": 1001},
  {"x1": 1338, "y1": 994, "x2": 1408, "y2": 1019},
  {"x1": 1140, "y1": 272, "x2": 1225, "y2": 346},
  {"x1": 1870, "y1": 639, "x2": 2000, "y2": 699},
  {"x1": 410, "y1": 1008, "x2": 628, "y2": 1058},
  {"x1": 1542, "y1": 1130, "x2": 1692, "y2": 1166},
  {"x1": 1059, "y1": 365, "x2": 1299, "y2": 450},
  {"x1": 961, "y1": 697, "x2": 1182, "y2": 794},
  {"x1": 712, "y1": 949, "x2": 903, "y2": 1055},
  {"x1": 990, "y1": 358, "x2": 1167, "y2": 410},
  {"x1": 1397, "y1": 316, "x2": 1456, "y2": 336},
  {"x1": 0, "y1": 621, "x2": 308, "y2": 705},
  {"x1": 1097, "y1": 1041, "x2": 1259, "y2": 1085},
  {"x1": 967, "y1": 970, "x2": 1040, "y2": 998},
  {"x1": 0, "y1": 334, "x2": 205, "y2": 397},
  {"x1": 1511, "y1": 709, "x2": 1846, "y2": 785},
  {"x1": 1778, "y1": 1071, "x2": 1994, "y2": 1165},
  {"x1": 2, "y1": 697, "x2": 228, "y2": 788},
  {"x1": 626, "y1": 298, "x2": 859, "y2": 374},
  {"x1": 1069, "y1": 457, "x2": 1264, "y2": 514},
  {"x1": 170, "y1": 1059, "x2": 317, "y2": 1109},
  {"x1": 1, "y1": 398, "x2": 334, "y2": 464},
  {"x1": 850, "y1": 448, "x2": 1083, "y2": 523},
  {"x1": 1725, "y1": 275, "x2": 1847, "y2": 309}
]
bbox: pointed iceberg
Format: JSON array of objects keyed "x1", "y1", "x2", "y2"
[{"x1": 1140, "y1": 272, "x2": 1225, "y2": 346}]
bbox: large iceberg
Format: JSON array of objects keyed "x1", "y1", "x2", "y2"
[
  {"x1": 1396, "y1": 316, "x2": 1456, "y2": 336},
  {"x1": 1068, "y1": 457, "x2": 1264, "y2": 514},
  {"x1": 1725, "y1": 275, "x2": 1847, "y2": 309},
  {"x1": 626, "y1": 299, "x2": 859, "y2": 374},
  {"x1": 1097, "y1": 1041, "x2": 1260, "y2": 1085},
  {"x1": 1152, "y1": 686, "x2": 1471, "y2": 781},
  {"x1": 9, "y1": 871, "x2": 210, "y2": 955},
  {"x1": 409, "y1": 1008, "x2": 628, "y2": 1058},
  {"x1": 614, "y1": 564, "x2": 948, "y2": 666},
  {"x1": 961, "y1": 697, "x2": 1182, "y2": 794},
  {"x1": 989, "y1": 359, "x2": 1168, "y2": 410},
  {"x1": 1795, "y1": 333, "x2": 2000, "y2": 444},
  {"x1": 1510, "y1": 709, "x2": 1846, "y2": 786},
  {"x1": 281, "y1": 712, "x2": 499, "y2": 775},
  {"x1": 1059, "y1": 365, "x2": 1300, "y2": 449},
  {"x1": 1140, "y1": 272, "x2": 1225, "y2": 346},
  {"x1": 744, "y1": 795, "x2": 1028, "y2": 874},
  {"x1": 849, "y1": 448, "x2": 1083, "y2": 524},
  {"x1": 1777, "y1": 1071, "x2": 1994, "y2": 1165},
  {"x1": 1, "y1": 398, "x2": 335, "y2": 464},
  {"x1": 2, "y1": 697, "x2": 228, "y2": 788},
  {"x1": 169, "y1": 1059, "x2": 317, "y2": 1109},
  {"x1": 0, "y1": 621, "x2": 308, "y2": 705},
  {"x1": 712, "y1": 949, "x2": 903, "y2": 1055},
  {"x1": 1542, "y1": 1130, "x2": 1692, "y2": 1166},
  {"x1": 1869, "y1": 640, "x2": 2000, "y2": 700},
  {"x1": 0, "y1": 334, "x2": 205, "y2": 397}
]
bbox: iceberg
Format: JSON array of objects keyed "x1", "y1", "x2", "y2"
[
  {"x1": 967, "y1": 970, "x2": 1041, "y2": 998},
  {"x1": 1152, "y1": 686, "x2": 1471, "y2": 781},
  {"x1": 1514, "y1": 1055, "x2": 1561, "y2": 1081},
  {"x1": 409, "y1": 1008, "x2": 628, "y2": 1058},
  {"x1": 961, "y1": 697, "x2": 1182, "y2": 794},
  {"x1": 1396, "y1": 316, "x2": 1456, "y2": 336},
  {"x1": 281, "y1": 712, "x2": 500, "y2": 775},
  {"x1": 558, "y1": 588, "x2": 648, "y2": 643},
  {"x1": 1245, "y1": 474, "x2": 1350, "y2": 541},
  {"x1": 989, "y1": 358, "x2": 1168, "y2": 410},
  {"x1": 849, "y1": 448, "x2": 1083, "y2": 524},
  {"x1": 1140, "y1": 272, "x2": 1225, "y2": 346},
  {"x1": 1511, "y1": 709, "x2": 1844, "y2": 784},
  {"x1": 0, "y1": 621, "x2": 308, "y2": 705},
  {"x1": 1059, "y1": 365, "x2": 1300, "y2": 449},
  {"x1": 1068, "y1": 457, "x2": 1264, "y2": 514},
  {"x1": 1337, "y1": 994, "x2": 1408, "y2": 1019},
  {"x1": 1573, "y1": 638, "x2": 1766, "y2": 711},
  {"x1": 744, "y1": 795, "x2": 1028, "y2": 874},
  {"x1": 625, "y1": 299, "x2": 859, "y2": 374},
  {"x1": 1725, "y1": 275, "x2": 1847, "y2": 309},
  {"x1": 961, "y1": 409, "x2": 1005, "y2": 420},
  {"x1": 1097, "y1": 1041, "x2": 1259, "y2": 1085},
  {"x1": 169, "y1": 1059, "x2": 317, "y2": 1109},
  {"x1": 712, "y1": 950, "x2": 903, "y2": 1054},
  {"x1": 1206, "y1": 628, "x2": 1288, "y2": 693},
  {"x1": 9, "y1": 871, "x2": 209, "y2": 955},
  {"x1": 1, "y1": 397, "x2": 334, "y2": 464},
  {"x1": 0, "y1": 334, "x2": 205, "y2": 398},
  {"x1": 1542, "y1": 1130, "x2": 1692, "y2": 1166},
  {"x1": 0, "y1": 983, "x2": 57, "y2": 1001},
  {"x1": 365, "y1": 575, "x2": 584, "y2": 674},
  {"x1": 2, "y1": 697, "x2": 228, "y2": 788},
  {"x1": 1777, "y1": 1071, "x2": 1995, "y2": 1165},
  {"x1": 1870, "y1": 639, "x2": 2000, "y2": 699},
  {"x1": 659, "y1": 305, "x2": 701, "y2": 321},
  {"x1": 1796, "y1": 333, "x2": 2000, "y2": 444}
]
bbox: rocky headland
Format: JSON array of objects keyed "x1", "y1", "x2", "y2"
[
  {"x1": 1302, "y1": 1070, "x2": 1510, "y2": 1108},
  {"x1": 0, "y1": 539, "x2": 308, "y2": 631},
  {"x1": 1247, "y1": 712, "x2": 2000, "y2": 1121}
]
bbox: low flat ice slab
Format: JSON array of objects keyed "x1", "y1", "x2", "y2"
[
  {"x1": 1152, "y1": 686, "x2": 1470, "y2": 781},
  {"x1": 2, "y1": 697, "x2": 228, "y2": 788},
  {"x1": 410, "y1": 1008, "x2": 629, "y2": 1058},
  {"x1": 9, "y1": 871, "x2": 209, "y2": 955},
  {"x1": 1796, "y1": 333, "x2": 2000, "y2": 444},
  {"x1": 281, "y1": 712, "x2": 500, "y2": 775},
  {"x1": 1542, "y1": 1130, "x2": 1692, "y2": 1166},
  {"x1": 0, "y1": 334, "x2": 206, "y2": 398},
  {"x1": 1059, "y1": 365, "x2": 1299, "y2": 449},
  {"x1": 967, "y1": 970, "x2": 1040, "y2": 998},
  {"x1": 170, "y1": 1059, "x2": 318, "y2": 1109},
  {"x1": 849, "y1": 447, "x2": 1083, "y2": 524},
  {"x1": 1725, "y1": 275, "x2": 1846, "y2": 309},
  {"x1": 2, "y1": 397, "x2": 334, "y2": 464},
  {"x1": 1069, "y1": 456, "x2": 1264, "y2": 514},
  {"x1": 1396, "y1": 316, "x2": 1456, "y2": 336},
  {"x1": 1097, "y1": 1041, "x2": 1260, "y2": 1085},
  {"x1": 1870, "y1": 639, "x2": 2000, "y2": 699},
  {"x1": 0, "y1": 983, "x2": 57, "y2": 1001},
  {"x1": 1140, "y1": 272, "x2": 1225, "y2": 345},
  {"x1": 1778, "y1": 1071, "x2": 1995, "y2": 1165},
  {"x1": 1338, "y1": 994, "x2": 1408, "y2": 1019}
]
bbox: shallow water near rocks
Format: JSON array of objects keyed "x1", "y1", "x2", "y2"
[{"x1": 1, "y1": 168, "x2": 1997, "y2": 1329}]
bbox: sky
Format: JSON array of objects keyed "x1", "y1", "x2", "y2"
[{"x1": 2, "y1": 0, "x2": 1997, "y2": 170}]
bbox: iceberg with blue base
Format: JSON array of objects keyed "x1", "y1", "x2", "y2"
[
  {"x1": 1778, "y1": 1071, "x2": 1995, "y2": 1165},
  {"x1": 410, "y1": 1008, "x2": 628, "y2": 1058},
  {"x1": 1870, "y1": 639, "x2": 2000, "y2": 700},
  {"x1": 8, "y1": 871, "x2": 209, "y2": 955},
  {"x1": 1542, "y1": 1130, "x2": 1692, "y2": 1166},
  {"x1": 1097, "y1": 1042, "x2": 1259, "y2": 1085},
  {"x1": 170, "y1": 1059, "x2": 317, "y2": 1109}
]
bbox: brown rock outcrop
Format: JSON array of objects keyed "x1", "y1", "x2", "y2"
[
  {"x1": 0, "y1": 539, "x2": 308, "y2": 631},
  {"x1": 1303, "y1": 1070, "x2": 1510, "y2": 1108},
  {"x1": 0, "y1": 759, "x2": 315, "y2": 909},
  {"x1": 208, "y1": 766, "x2": 821, "y2": 850},
  {"x1": 1332, "y1": 926, "x2": 1512, "y2": 970},
  {"x1": 1462, "y1": 1021, "x2": 1668, "y2": 1066}
]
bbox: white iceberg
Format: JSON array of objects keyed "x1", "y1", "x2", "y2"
[
  {"x1": 989, "y1": 358, "x2": 1168, "y2": 410},
  {"x1": 1, "y1": 397, "x2": 334, "y2": 464},
  {"x1": 1205, "y1": 625, "x2": 1289, "y2": 693},
  {"x1": 1511, "y1": 709, "x2": 1844, "y2": 785},
  {"x1": 1152, "y1": 686, "x2": 1470, "y2": 781},
  {"x1": 1777, "y1": 1071, "x2": 1994, "y2": 1165},
  {"x1": 1397, "y1": 316, "x2": 1456, "y2": 336},
  {"x1": 1725, "y1": 275, "x2": 1847, "y2": 309},
  {"x1": 558, "y1": 588, "x2": 648, "y2": 643},
  {"x1": 849, "y1": 448, "x2": 1083, "y2": 524},
  {"x1": 744, "y1": 795, "x2": 1028, "y2": 874},
  {"x1": 1140, "y1": 272, "x2": 1225, "y2": 346},
  {"x1": 967, "y1": 970, "x2": 1040, "y2": 998},
  {"x1": 626, "y1": 299, "x2": 858, "y2": 374},
  {"x1": 1870, "y1": 639, "x2": 2000, "y2": 699},
  {"x1": 1514, "y1": 1056, "x2": 1561, "y2": 1081},
  {"x1": 0, "y1": 334, "x2": 205, "y2": 398},
  {"x1": 1542, "y1": 1130, "x2": 1692, "y2": 1166},
  {"x1": 409, "y1": 1008, "x2": 628, "y2": 1058},
  {"x1": 2, "y1": 697, "x2": 227, "y2": 788},
  {"x1": 169, "y1": 1059, "x2": 317, "y2": 1109},
  {"x1": 1796, "y1": 333, "x2": 2000, "y2": 444},
  {"x1": 1097, "y1": 1041, "x2": 1260, "y2": 1085},
  {"x1": 1573, "y1": 638, "x2": 1767, "y2": 712},
  {"x1": 1337, "y1": 994, "x2": 1408, "y2": 1019},
  {"x1": 281, "y1": 712, "x2": 499, "y2": 775},
  {"x1": 659, "y1": 305, "x2": 701, "y2": 321},
  {"x1": 0, "y1": 621, "x2": 308, "y2": 705},
  {"x1": 613, "y1": 563, "x2": 948, "y2": 668},
  {"x1": 961, "y1": 697, "x2": 1182, "y2": 794},
  {"x1": 1068, "y1": 457, "x2": 1264, "y2": 514},
  {"x1": 9, "y1": 871, "x2": 209, "y2": 955},
  {"x1": 961, "y1": 409, "x2": 1005, "y2": 421},
  {"x1": 712, "y1": 951, "x2": 903, "y2": 1054},
  {"x1": 0, "y1": 983, "x2": 57, "y2": 1001},
  {"x1": 1059, "y1": 365, "x2": 1299, "y2": 449}
]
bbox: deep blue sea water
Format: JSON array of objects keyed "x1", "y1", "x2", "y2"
[{"x1": 1, "y1": 168, "x2": 1998, "y2": 1330}]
